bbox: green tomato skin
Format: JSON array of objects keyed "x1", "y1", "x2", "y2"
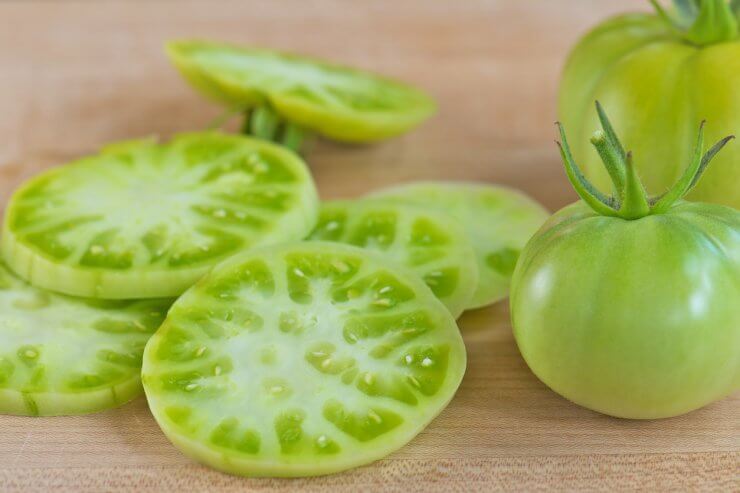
[
  {"x1": 559, "y1": 13, "x2": 740, "y2": 208},
  {"x1": 510, "y1": 201, "x2": 740, "y2": 419}
]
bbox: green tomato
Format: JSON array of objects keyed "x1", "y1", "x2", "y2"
[
  {"x1": 0, "y1": 262, "x2": 170, "y2": 416},
  {"x1": 167, "y1": 41, "x2": 436, "y2": 145},
  {"x1": 2, "y1": 132, "x2": 318, "y2": 299},
  {"x1": 558, "y1": 1, "x2": 740, "y2": 208},
  {"x1": 511, "y1": 201, "x2": 740, "y2": 419},
  {"x1": 308, "y1": 200, "x2": 479, "y2": 318},
  {"x1": 511, "y1": 104, "x2": 740, "y2": 419},
  {"x1": 142, "y1": 242, "x2": 466, "y2": 477}
]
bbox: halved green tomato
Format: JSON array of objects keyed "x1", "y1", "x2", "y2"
[
  {"x1": 2, "y1": 132, "x2": 319, "y2": 299},
  {"x1": 167, "y1": 40, "x2": 437, "y2": 143},
  {"x1": 369, "y1": 182, "x2": 550, "y2": 309},
  {"x1": 0, "y1": 262, "x2": 170, "y2": 416},
  {"x1": 142, "y1": 242, "x2": 466, "y2": 477},
  {"x1": 308, "y1": 200, "x2": 478, "y2": 318}
]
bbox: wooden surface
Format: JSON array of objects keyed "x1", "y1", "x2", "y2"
[{"x1": 0, "y1": 1, "x2": 738, "y2": 491}]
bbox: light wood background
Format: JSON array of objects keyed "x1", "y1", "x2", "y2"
[{"x1": 0, "y1": 1, "x2": 738, "y2": 491}]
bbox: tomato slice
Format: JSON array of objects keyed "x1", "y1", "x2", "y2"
[
  {"x1": 2, "y1": 132, "x2": 319, "y2": 299},
  {"x1": 0, "y1": 263, "x2": 169, "y2": 416},
  {"x1": 369, "y1": 182, "x2": 550, "y2": 308},
  {"x1": 167, "y1": 41, "x2": 436, "y2": 143},
  {"x1": 308, "y1": 200, "x2": 478, "y2": 318},
  {"x1": 142, "y1": 242, "x2": 466, "y2": 477}
]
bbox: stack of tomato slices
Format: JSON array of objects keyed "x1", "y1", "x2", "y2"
[{"x1": 0, "y1": 41, "x2": 550, "y2": 478}]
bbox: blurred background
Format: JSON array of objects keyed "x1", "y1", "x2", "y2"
[{"x1": 0, "y1": 0, "x2": 647, "y2": 211}]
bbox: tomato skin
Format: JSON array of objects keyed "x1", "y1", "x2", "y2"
[
  {"x1": 559, "y1": 13, "x2": 740, "y2": 208},
  {"x1": 510, "y1": 200, "x2": 740, "y2": 419}
]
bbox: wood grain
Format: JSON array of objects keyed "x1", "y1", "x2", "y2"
[{"x1": 0, "y1": 1, "x2": 737, "y2": 491}]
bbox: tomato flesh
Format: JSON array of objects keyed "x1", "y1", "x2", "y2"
[
  {"x1": 2, "y1": 132, "x2": 319, "y2": 299},
  {"x1": 308, "y1": 200, "x2": 478, "y2": 318},
  {"x1": 369, "y1": 182, "x2": 549, "y2": 309},
  {"x1": 142, "y1": 242, "x2": 466, "y2": 477},
  {"x1": 0, "y1": 263, "x2": 170, "y2": 416}
]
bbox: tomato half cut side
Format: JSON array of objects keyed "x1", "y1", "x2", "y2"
[
  {"x1": 369, "y1": 182, "x2": 550, "y2": 309},
  {"x1": 167, "y1": 40, "x2": 437, "y2": 143},
  {"x1": 308, "y1": 200, "x2": 478, "y2": 318},
  {"x1": 2, "y1": 132, "x2": 319, "y2": 299},
  {"x1": 142, "y1": 242, "x2": 466, "y2": 477},
  {"x1": 0, "y1": 263, "x2": 170, "y2": 416}
]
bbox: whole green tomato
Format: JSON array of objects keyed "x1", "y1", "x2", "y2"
[
  {"x1": 559, "y1": 0, "x2": 740, "y2": 208},
  {"x1": 510, "y1": 106, "x2": 739, "y2": 419}
]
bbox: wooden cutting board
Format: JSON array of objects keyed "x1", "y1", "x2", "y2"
[{"x1": 0, "y1": 1, "x2": 737, "y2": 491}]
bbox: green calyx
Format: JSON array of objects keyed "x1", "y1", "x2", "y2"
[
  {"x1": 651, "y1": 0, "x2": 739, "y2": 45},
  {"x1": 207, "y1": 105, "x2": 308, "y2": 153},
  {"x1": 556, "y1": 101, "x2": 734, "y2": 220},
  {"x1": 242, "y1": 106, "x2": 307, "y2": 153}
]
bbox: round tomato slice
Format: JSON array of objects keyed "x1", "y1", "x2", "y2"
[
  {"x1": 2, "y1": 132, "x2": 319, "y2": 299},
  {"x1": 308, "y1": 200, "x2": 478, "y2": 318},
  {"x1": 0, "y1": 262, "x2": 170, "y2": 416},
  {"x1": 142, "y1": 242, "x2": 466, "y2": 477},
  {"x1": 167, "y1": 40, "x2": 437, "y2": 143},
  {"x1": 369, "y1": 182, "x2": 550, "y2": 309}
]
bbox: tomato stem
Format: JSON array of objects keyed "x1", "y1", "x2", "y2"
[
  {"x1": 557, "y1": 102, "x2": 734, "y2": 219},
  {"x1": 250, "y1": 106, "x2": 280, "y2": 141},
  {"x1": 241, "y1": 105, "x2": 310, "y2": 153},
  {"x1": 618, "y1": 152, "x2": 651, "y2": 219},
  {"x1": 650, "y1": 122, "x2": 706, "y2": 213},
  {"x1": 674, "y1": 0, "x2": 700, "y2": 25},
  {"x1": 556, "y1": 123, "x2": 620, "y2": 217},
  {"x1": 691, "y1": 134, "x2": 735, "y2": 187},
  {"x1": 590, "y1": 132, "x2": 626, "y2": 197},
  {"x1": 589, "y1": 103, "x2": 630, "y2": 198},
  {"x1": 595, "y1": 102, "x2": 628, "y2": 161},
  {"x1": 281, "y1": 124, "x2": 306, "y2": 153},
  {"x1": 652, "y1": 0, "x2": 739, "y2": 45}
]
